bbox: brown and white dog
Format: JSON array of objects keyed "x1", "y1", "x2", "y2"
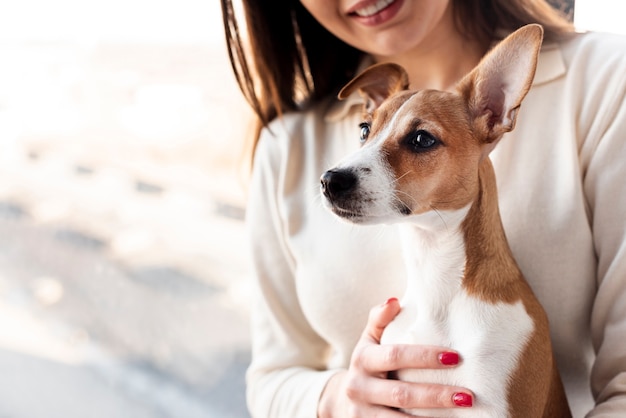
[{"x1": 320, "y1": 24, "x2": 571, "y2": 417}]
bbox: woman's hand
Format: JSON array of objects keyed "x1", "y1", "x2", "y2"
[{"x1": 318, "y1": 297, "x2": 474, "y2": 417}]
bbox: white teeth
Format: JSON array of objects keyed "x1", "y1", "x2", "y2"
[{"x1": 354, "y1": 0, "x2": 395, "y2": 17}]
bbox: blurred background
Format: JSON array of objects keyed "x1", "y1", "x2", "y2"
[
  {"x1": 0, "y1": 1, "x2": 251, "y2": 417},
  {"x1": 0, "y1": 1, "x2": 623, "y2": 417}
]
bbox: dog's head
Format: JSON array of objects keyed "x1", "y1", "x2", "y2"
[{"x1": 320, "y1": 24, "x2": 543, "y2": 225}]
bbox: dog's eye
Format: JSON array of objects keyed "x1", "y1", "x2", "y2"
[
  {"x1": 407, "y1": 130, "x2": 438, "y2": 151},
  {"x1": 359, "y1": 122, "x2": 370, "y2": 144}
]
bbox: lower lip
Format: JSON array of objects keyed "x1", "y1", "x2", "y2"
[{"x1": 351, "y1": 0, "x2": 404, "y2": 26}]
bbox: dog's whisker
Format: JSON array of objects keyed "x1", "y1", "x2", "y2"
[
  {"x1": 393, "y1": 170, "x2": 414, "y2": 184},
  {"x1": 390, "y1": 171, "x2": 418, "y2": 212},
  {"x1": 394, "y1": 189, "x2": 416, "y2": 204},
  {"x1": 393, "y1": 189, "x2": 418, "y2": 211},
  {"x1": 429, "y1": 204, "x2": 449, "y2": 231}
]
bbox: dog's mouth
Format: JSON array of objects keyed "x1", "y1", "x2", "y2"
[
  {"x1": 322, "y1": 198, "x2": 369, "y2": 223},
  {"x1": 328, "y1": 203, "x2": 402, "y2": 225},
  {"x1": 325, "y1": 195, "x2": 412, "y2": 223},
  {"x1": 329, "y1": 204, "x2": 364, "y2": 220}
]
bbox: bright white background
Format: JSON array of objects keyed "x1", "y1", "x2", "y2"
[
  {"x1": 1, "y1": 0, "x2": 625, "y2": 44},
  {"x1": 574, "y1": 0, "x2": 626, "y2": 34},
  {"x1": 0, "y1": 0, "x2": 222, "y2": 44}
]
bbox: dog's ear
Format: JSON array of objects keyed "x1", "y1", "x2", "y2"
[
  {"x1": 457, "y1": 24, "x2": 543, "y2": 145},
  {"x1": 338, "y1": 63, "x2": 409, "y2": 113}
]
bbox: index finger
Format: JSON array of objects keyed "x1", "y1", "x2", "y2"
[
  {"x1": 356, "y1": 343, "x2": 460, "y2": 373},
  {"x1": 363, "y1": 297, "x2": 402, "y2": 344},
  {"x1": 356, "y1": 299, "x2": 460, "y2": 373}
]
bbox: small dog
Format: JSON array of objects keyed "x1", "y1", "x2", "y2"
[{"x1": 320, "y1": 24, "x2": 571, "y2": 417}]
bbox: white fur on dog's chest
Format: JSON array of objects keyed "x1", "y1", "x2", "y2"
[
  {"x1": 380, "y1": 224, "x2": 535, "y2": 417},
  {"x1": 382, "y1": 295, "x2": 534, "y2": 417}
]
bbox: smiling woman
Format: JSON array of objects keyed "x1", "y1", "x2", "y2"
[{"x1": 222, "y1": 0, "x2": 626, "y2": 417}]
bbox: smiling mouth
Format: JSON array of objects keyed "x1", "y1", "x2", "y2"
[{"x1": 351, "y1": 0, "x2": 396, "y2": 17}]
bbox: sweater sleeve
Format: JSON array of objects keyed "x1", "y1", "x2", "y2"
[
  {"x1": 582, "y1": 52, "x2": 626, "y2": 416},
  {"x1": 244, "y1": 125, "x2": 338, "y2": 418}
]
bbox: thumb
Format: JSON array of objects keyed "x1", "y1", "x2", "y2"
[{"x1": 365, "y1": 297, "x2": 401, "y2": 344}]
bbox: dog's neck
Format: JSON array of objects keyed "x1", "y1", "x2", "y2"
[{"x1": 398, "y1": 158, "x2": 521, "y2": 315}]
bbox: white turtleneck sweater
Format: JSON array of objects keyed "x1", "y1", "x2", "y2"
[{"x1": 244, "y1": 31, "x2": 626, "y2": 418}]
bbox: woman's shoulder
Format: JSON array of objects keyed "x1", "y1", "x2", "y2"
[
  {"x1": 568, "y1": 29, "x2": 626, "y2": 50},
  {"x1": 259, "y1": 98, "x2": 334, "y2": 146},
  {"x1": 559, "y1": 30, "x2": 626, "y2": 73},
  {"x1": 554, "y1": 31, "x2": 626, "y2": 151},
  {"x1": 258, "y1": 96, "x2": 356, "y2": 154},
  {"x1": 254, "y1": 97, "x2": 354, "y2": 173},
  {"x1": 539, "y1": 30, "x2": 626, "y2": 110}
]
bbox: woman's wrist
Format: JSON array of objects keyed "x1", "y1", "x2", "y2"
[{"x1": 317, "y1": 370, "x2": 347, "y2": 418}]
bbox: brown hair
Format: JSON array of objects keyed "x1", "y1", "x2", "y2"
[{"x1": 220, "y1": 0, "x2": 575, "y2": 161}]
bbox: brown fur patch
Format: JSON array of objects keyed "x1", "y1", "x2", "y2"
[
  {"x1": 461, "y1": 160, "x2": 571, "y2": 416},
  {"x1": 372, "y1": 90, "x2": 482, "y2": 215}
]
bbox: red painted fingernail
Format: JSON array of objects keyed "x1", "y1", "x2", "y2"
[
  {"x1": 438, "y1": 351, "x2": 459, "y2": 366},
  {"x1": 384, "y1": 297, "x2": 398, "y2": 305},
  {"x1": 453, "y1": 392, "x2": 473, "y2": 407}
]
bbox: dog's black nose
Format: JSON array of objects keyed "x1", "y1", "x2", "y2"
[{"x1": 320, "y1": 169, "x2": 357, "y2": 200}]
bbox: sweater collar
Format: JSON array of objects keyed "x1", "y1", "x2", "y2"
[{"x1": 325, "y1": 41, "x2": 566, "y2": 123}]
